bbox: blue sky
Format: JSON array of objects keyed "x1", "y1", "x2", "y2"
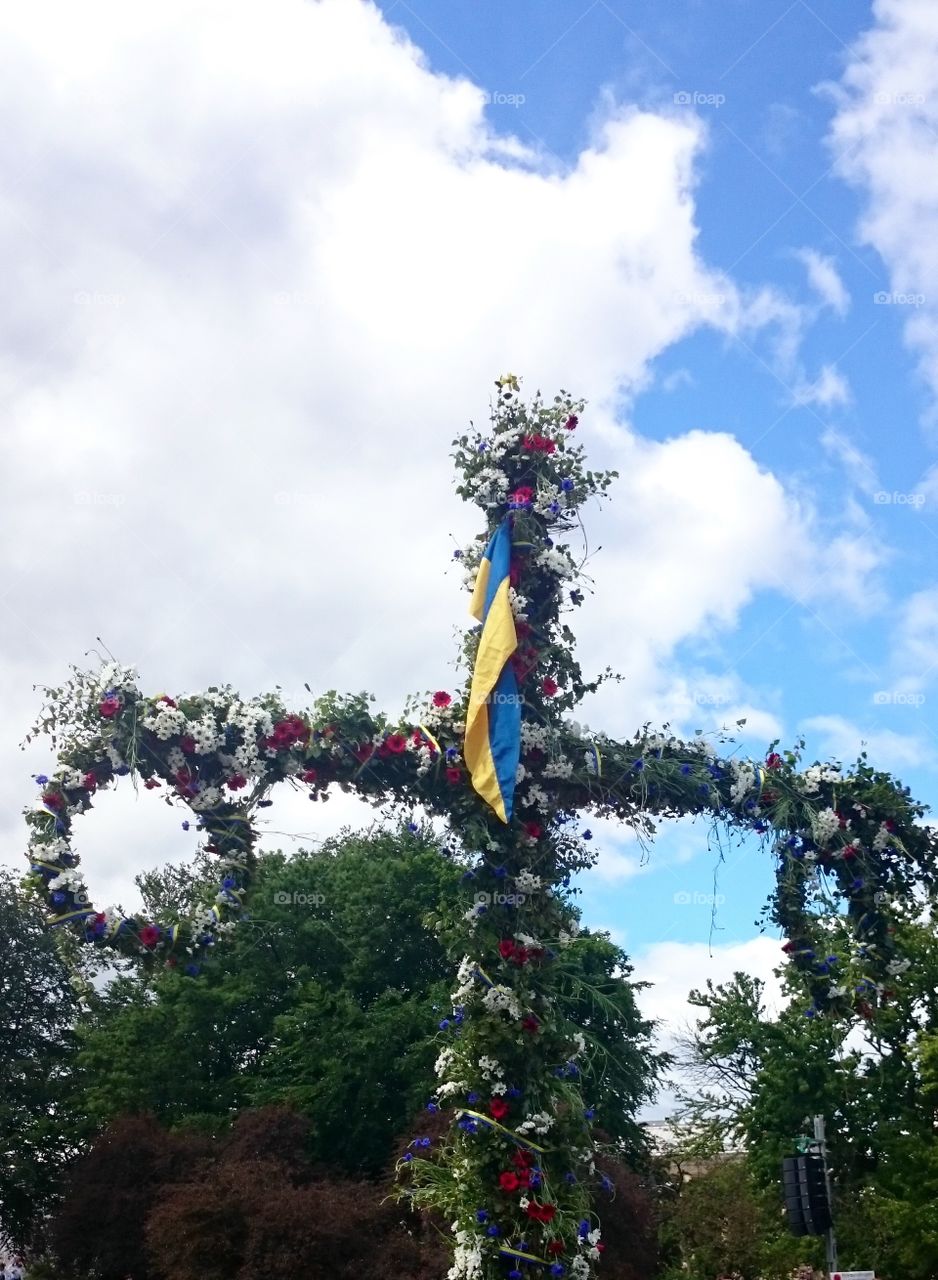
[
  {"x1": 3, "y1": 0, "x2": 938, "y2": 1082},
  {"x1": 372, "y1": 0, "x2": 938, "y2": 965}
]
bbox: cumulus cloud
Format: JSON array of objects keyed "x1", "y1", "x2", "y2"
[
  {"x1": 793, "y1": 363, "x2": 852, "y2": 408},
  {"x1": 800, "y1": 712, "x2": 933, "y2": 771},
  {"x1": 826, "y1": 0, "x2": 938, "y2": 408}
]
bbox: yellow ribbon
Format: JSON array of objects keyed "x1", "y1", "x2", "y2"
[
  {"x1": 474, "y1": 966, "x2": 496, "y2": 988},
  {"x1": 28, "y1": 858, "x2": 67, "y2": 874},
  {"x1": 47, "y1": 907, "x2": 95, "y2": 927},
  {"x1": 500, "y1": 1246, "x2": 553, "y2": 1266},
  {"x1": 418, "y1": 723, "x2": 443, "y2": 756},
  {"x1": 455, "y1": 1109, "x2": 546, "y2": 1154}
]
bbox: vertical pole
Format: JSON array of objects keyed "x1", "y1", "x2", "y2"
[{"x1": 813, "y1": 1114, "x2": 838, "y2": 1276}]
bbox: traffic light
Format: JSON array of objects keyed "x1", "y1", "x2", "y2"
[{"x1": 782, "y1": 1152, "x2": 832, "y2": 1236}]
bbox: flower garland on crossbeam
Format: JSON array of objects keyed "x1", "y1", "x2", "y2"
[{"x1": 23, "y1": 376, "x2": 938, "y2": 1280}]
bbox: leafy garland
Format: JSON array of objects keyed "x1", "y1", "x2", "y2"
[{"x1": 23, "y1": 376, "x2": 938, "y2": 1280}]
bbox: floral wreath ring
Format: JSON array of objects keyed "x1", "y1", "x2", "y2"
[{"x1": 23, "y1": 667, "x2": 323, "y2": 971}]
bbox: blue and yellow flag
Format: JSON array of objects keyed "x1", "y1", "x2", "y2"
[{"x1": 464, "y1": 518, "x2": 521, "y2": 822}]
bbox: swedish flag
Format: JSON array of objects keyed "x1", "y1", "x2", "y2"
[{"x1": 464, "y1": 518, "x2": 521, "y2": 822}]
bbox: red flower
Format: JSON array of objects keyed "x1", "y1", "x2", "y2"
[
  {"x1": 837, "y1": 812, "x2": 849, "y2": 828},
  {"x1": 227, "y1": 773, "x2": 249, "y2": 790},
  {"x1": 541, "y1": 677, "x2": 558, "y2": 697},
  {"x1": 301, "y1": 768, "x2": 317, "y2": 785},
  {"x1": 180, "y1": 735, "x2": 196, "y2": 754},
  {"x1": 82, "y1": 772, "x2": 98, "y2": 791},
  {"x1": 564, "y1": 414, "x2": 578, "y2": 430},
  {"x1": 489, "y1": 1097, "x2": 509, "y2": 1121},
  {"x1": 765, "y1": 752, "x2": 783, "y2": 769},
  {"x1": 509, "y1": 486, "x2": 534, "y2": 506},
  {"x1": 516, "y1": 1168, "x2": 531, "y2": 1188},
  {"x1": 385, "y1": 734, "x2": 407, "y2": 754},
  {"x1": 499, "y1": 939, "x2": 516, "y2": 960},
  {"x1": 41, "y1": 791, "x2": 63, "y2": 810},
  {"x1": 596, "y1": 1243, "x2": 606, "y2": 1254},
  {"x1": 547, "y1": 1241, "x2": 565, "y2": 1256},
  {"x1": 432, "y1": 691, "x2": 452, "y2": 708},
  {"x1": 884, "y1": 819, "x2": 897, "y2": 832},
  {"x1": 144, "y1": 778, "x2": 161, "y2": 790},
  {"x1": 158, "y1": 695, "x2": 177, "y2": 707},
  {"x1": 525, "y1": 1201, "x2": 556, "y2": 1223},
  {"x1": 781, "y1": 941, "x2": 796, "y2": 954},
  {"x1": 99, "y1": 697, "x2": 120, "y2": 718},
  {"x1": 498, "y1": 1171, "x2": 520, "y2": 1193},
  {"x1": 512, "y1": 1148, "x2": 535, "y2": 1168},
  {"x1": 521, "y1": 1015, "x2": 540, "y2": 1033},
  {"x1": 445, "y1": 767, "x2": 462, "y2": 784},
  {"x1": 138, "y1": 925, "x2": 160, "y2": 948},
  {"x1": 841, "y1": 845, "x2": 858, "y2": 860},
  {"x1": 523, "y1": 821, "x2": 542, "y2": 840},
  {"x1": 267, "y1": 715, "x2": 310, "y2": 750},
  {"x1": 354, "y1": 742, "x2": 374, "y2": 763}
]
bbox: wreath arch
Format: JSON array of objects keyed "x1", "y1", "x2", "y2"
[{"x1": 25, "y1": 377, "x2": 938, "y2": 1280}]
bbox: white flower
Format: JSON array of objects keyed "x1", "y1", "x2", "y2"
[
  {"x1": 872, "y1": 823, "x2": 895, "y2": 852},
  {"x1": 812, "y1": 807, "x2": 840, "y2": 846},
  {"x1": 543, "y1": 757, "x2": 573, "y2": 779},
  {"x1": 887, "y1": 957, "x2": 911, "y2": 976},
  {"x1": 515, "y1": 869, "x2": 542, "y2": 894},
  {"x1": 482, "y1": 985, "x2": 523, "y2": 1020},
  {"x1": 478, "y1": 1055, "x2": 504, "y2": 1080}
]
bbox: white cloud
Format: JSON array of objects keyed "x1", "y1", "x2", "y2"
[
  {"x1": 793, "y1": 363, "x2": 852, "y2": 408},
  {"x1": 800, "y1": 712, "x2": 933, "y2": 771},
  {"x1": 820, "y1": 427, "x2": 880, "y2": 494},
  {"x1": 826, "y1": 0, "x2": 938, "y2": 408},
  {"x1": 795, "y1": 248, "x2": 851, "y2": 316},
  {"x1": 885, "y1": 584, "x2": 938, "y2": 690}
]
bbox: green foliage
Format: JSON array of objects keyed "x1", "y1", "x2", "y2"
[
  {"x1": 0, "y1": 869, "x2": 82, "y2": 1252},
  {"x1": 75, "y1": 827, "x2": 660, "y2": 1176}
]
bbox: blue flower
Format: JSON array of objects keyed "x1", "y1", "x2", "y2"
[
  {"x1": 549, "y1": 502, "x2": 561, "y2": 515},
  {"x1": 570, "y1": 589, "x2": 584, "y2": 605},
  {"x1": 467, "y1": 1092, "x2": 479, "y2": 1104},
  {"x1": 494, "y1": 866, "x2": 507, "y2": 879},
  {"x1": 510, "y1": 1271, "x2": 523, "y2": 1279},
  {"x1": 632, "y1": 758, "x2": 644, "y2": 771},
  {"x1": 453, "y1": 550, "x2": 463, "y2": 560},
  {"x1": 181, "y1": 820, "x2": 190, "y2": 831},
  {"x1": 446, "y1": 747, "x2": 460, "y2": 761},
  {"x1": 680, "y1": 764, "x2": 692, "y2": 775},
  {"x1": 851, "y1": 877, "x2": 864, "y2": 891},
  {"x1": 51, "y1": 891, "x2": 66, "y2": 905},
  {"x1": 805, "y1": 1006, "x2": 817, "y2": 1019},
  {"x1": 551, "y1": 1266, "x2": 565, "y2": 1277},
  {"x1": 115, "y1": 765, "x2": 130, "y2": 775},
  {"x1": 439, "y1": 1019, "x2": 450, "y2": 1031},
  {"x1": 402, "y1": 1152, "x2": 413, "y2": 1163},
  {"x1": 578, "y1": 1220, "x2": 590, "y2": 1238},
  {"x1": 564, "y1": 1172, "x2": 576, "y2": 1184},
  {"x1": 459, "y1": 1117, "x2": 479, "y2": 1134},
  {"x1": 486, "y1": 1225, "x2": 500, "y2": 1238},
  {"x1": 478, "y1": 441, "x2": 488, "y2": 452},
  {"x1": 600, "y1": 1174, "x2": 613, "y2": 1194},
  {"x1": 825, "y1": 955, "x2": 839, "y2": 966},
  {"x1": 427, "y1": 1101, "x2": 439, "y2": 1113},
  {"x1": 407, "y1": 821, "x2": 419, "y2": 832},
  {"x1": 584, "y1": 1108, "x2": 595, "y2": 1120},
  {"x1": 476, "y1": 1209, "x2": 488, "y2": 1223},
  {"x1": 507, "y1": 1086, "x2": 522, "y2": 1099},
  {"x1": 529, "y1": 1172, "x2": 541, "y2": 1188},
  {"x1": 453, "y1": 1008, "x2": 464, "y2": 1024},
  {"x1": 185, "y1": 964, "x2": 201, "y2": 977},
  {"x1": 561, "y1": 478, "x2": 575, "y2": 492},
  {"x1": 34, "y1": 774, "x2": 49, "y2": 785},
  {"x1": 582, "y1": 829, "x2": 592, "y2": 841}
]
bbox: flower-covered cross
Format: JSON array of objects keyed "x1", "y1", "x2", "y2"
[{"x1": 23, "y1": 376, "x2": 938, "y2": 1280}]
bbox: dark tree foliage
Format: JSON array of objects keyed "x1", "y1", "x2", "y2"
[{"x1": 0, "y1": 868, "x2": 81, "y2": 1252}]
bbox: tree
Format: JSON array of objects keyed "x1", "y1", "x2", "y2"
[
  {"x1": 75, "y1": 826, "x2": 663, "y2": 1175},
  {"x1": 0, "y1": 869, "x2": 82, "y2": 1253}
]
